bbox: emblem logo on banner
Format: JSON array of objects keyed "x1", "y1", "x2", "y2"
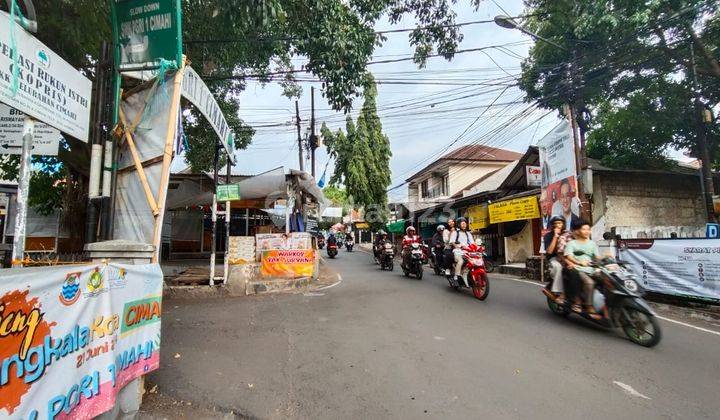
[
  {"x1": 59, "y1": 272, "x2": 81, "y2": 306},
  {"x1": 85, "y1": 267, "x2": 107, "y2": 296}
]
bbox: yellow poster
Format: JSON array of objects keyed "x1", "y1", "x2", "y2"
[
  {"x1": 489, "y1": 196, "x2": 540, "y2": 224},
  {"x1": 468, "y1": 204, "x2": 489, "y2": 230},
  {"x1": 261, "y1": 249, "x2": 316, "y2": 278}
]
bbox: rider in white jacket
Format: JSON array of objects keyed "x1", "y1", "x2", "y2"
[{"x1": 447, "y1": 217, "x2": 474, "y2": 286}]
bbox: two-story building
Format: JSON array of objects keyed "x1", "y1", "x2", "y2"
[{"x1": 404, "y1": 145, "x2": 522, "y2": 237}]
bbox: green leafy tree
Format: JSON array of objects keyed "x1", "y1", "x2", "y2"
[
  {"x1": 0, "y1": 0, "x2": 471, "y2": 214},
  {"x1": 322, "y1": 75, "x2": 391, "y2": 229},
  {"x1": 514, "y1": 0, "x2": 720, "y2": 169}
]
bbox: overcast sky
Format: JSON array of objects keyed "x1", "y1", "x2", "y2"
[{"x1": 207, "y1": 1, "x2": 563, "y2": 201}]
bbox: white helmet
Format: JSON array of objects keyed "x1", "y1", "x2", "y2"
[{"x1": 437, "y1": 225, "x2": 445, "y2": 231}]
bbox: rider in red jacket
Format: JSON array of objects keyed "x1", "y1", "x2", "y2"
[{"x1": 402, "y1": 226, "x2": 421, "y2": 247}]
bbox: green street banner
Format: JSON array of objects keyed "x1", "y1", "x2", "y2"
[
  {"x1": 0, "y1": 263, "x2": 163, "y2": 419},
  {"x1": 111, "y1": 0, "x2": 183, "y2": 70},
  {"x1": 182, "y1": 66, "x2": 236, "y2": 162},
  {"x1": 217, "y1": 184, "x2": 241, "y2": 201},
  {"x1": 0, "y1": 11, "x2": 92, "y2": 141}
]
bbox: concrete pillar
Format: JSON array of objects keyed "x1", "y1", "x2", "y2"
[{"x1": 84, "y1": 240, "x2": 155, "y2": 420}]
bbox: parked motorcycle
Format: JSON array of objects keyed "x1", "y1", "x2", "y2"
[
  {"x1": 379, "y1": 241, "x2": 394, "y2": 271},
  {"x1": 345, "y1": 238, "x2": 354, "y2": 252},
  {"x1": 543, "y1": 257, "x2": 661, "y2": 347},
  {"x1": 429, "y1": 243, "x2": 445, "y2": 275},
  {"x1": 402, "y1": 242, "x2": 424, "y2": 279},
  {"x1": 445, "y1": 242, "x2": 490, "y2": 300},
  {"x1": 327, "y1": 243, "x2": 338, "y2": 259}
]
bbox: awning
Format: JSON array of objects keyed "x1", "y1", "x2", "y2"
[{"x1": 386, "y1": 219, "x2": 405, "y2": 234}]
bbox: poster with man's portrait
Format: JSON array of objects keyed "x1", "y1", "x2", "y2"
[{"x1": 538, "y1": 121, "x2": 581, "y2": 235}]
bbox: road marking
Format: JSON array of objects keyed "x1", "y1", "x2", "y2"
[
  {"x1": 502, "y1": 277, "x2": 543, "y2": 287},
  {"x1": 316, "y1": 278, "x2": 342, "y2": 291},
  {"x1": 303, "y1": 292, "x2": 325, "y2": 297},
  {"x1": 433, "y1": 336, "x2": 446, "y2": 341},
  {"x1": 613, "y1": 381, "x2": 651, "y2": 400},
  {"x1": 656, "y1": 315, "x2": 720, "y2": 337},
  {"x1": 500, "y1": 276, "x2": 720, "y2": 337}
]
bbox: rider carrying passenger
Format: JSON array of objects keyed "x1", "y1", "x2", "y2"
[
  {"x1": 448, "y1": 217, "x2": 474, "y2": 286},
  {"x1": 442, "y1": 218, "x2": 456, "y2": 276},
  {"x1": 544, "y1": 215, "x2": 567, "y2": 304},
  {"x1": 563, "y1": 220, "x2": 601, "y2": 319}
]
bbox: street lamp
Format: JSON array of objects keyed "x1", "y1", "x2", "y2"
[{"x1": 493, "y1": 15, "x2": 566, "y2": 51}]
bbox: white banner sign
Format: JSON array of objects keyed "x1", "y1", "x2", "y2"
[
  {"x1": 0, "y1": 103, "x2": 61, "y2": 155},
  {"x1": 181, "y1": 66, "x2": 235, "y2": 163},
  {"x1": 620, "y1": 239, "x2": 720, "y2": 302},
  {"x1": 525, "y1": 165, "x2": 541, "y2": 187},
  {"x1": 538, "y1": 120, "x2": 580, "y2": 232},
  {"x1": 0, "y1": 12, "x2": 92, "y2": 142},
  {"x1": 0, "y1": 263, "x2": 163, "y2": 419}
]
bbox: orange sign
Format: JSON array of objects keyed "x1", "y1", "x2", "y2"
[{"x1": 260, "y1": 249, "x2": 315, "y2": 278}]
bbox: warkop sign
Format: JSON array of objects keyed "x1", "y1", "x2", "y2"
[{"x1": 0, "y1": 11, "x2": 92, "y2": 141}]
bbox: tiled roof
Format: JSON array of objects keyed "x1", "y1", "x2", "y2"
[{"x1": 440, "y1": 145, "x2": 523, "y2": 162}]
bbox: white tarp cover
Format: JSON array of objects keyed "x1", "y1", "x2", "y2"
[
  {"x1": 619, "y1": 238, "x2": 720, "y2": 302},
  {"x1": 6, "y1": 195, "x2": 67, "y2": 238},
  {"x1": 113, "y1": 77, "x2": 180, "y2": 244},
  {"x1": 0, "y1": 263, "x2": 163, "y2": 419}
]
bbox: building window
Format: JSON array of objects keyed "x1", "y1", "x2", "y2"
[
  {"x1": 421, "y1": 180, "x2": 429, "y2": 198},
  {"x1": 442, "y1": 175, "x2": 449, "y2": 196}
]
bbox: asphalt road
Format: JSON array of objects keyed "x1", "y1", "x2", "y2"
[{"x1": 146, "y1": 250, "x2": 720, "y2": 419}]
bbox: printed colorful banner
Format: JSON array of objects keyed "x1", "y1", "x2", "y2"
[
  {"x1": 0, "y1": 263, "x2": 163, "y2": 419},
  {"x1": 488, "y1": 196, "x2": 540, "y2": 224},
  {"x1": 538, "y1": 121, "x2": 580, "y2": 235},
  {"x1": 260, "y1": 250, "x2": 315, "y2": 278},
  {"x1": 256, "y1": 233, "x2": 312, "y2": 253},
  {"x1": 619, "y1": 239, "x2": 720, "y2": 303}
]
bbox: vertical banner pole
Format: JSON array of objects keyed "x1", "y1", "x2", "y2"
[
  {"x1": 151, "y1": 59, "x2": 186, "y2": 262},
  {"x1": 11, "y1": 117, "x2": 34, "y2": 267},
  {"x1": 224, "y1": 162, "x2": 232, "y2": 285}
]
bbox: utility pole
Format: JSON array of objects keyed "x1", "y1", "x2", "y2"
[
  {"x1": 295, "y1": 100, "x2": 304, "y2": 172},
  {"x1": 209, "y1": 142, "x2": 220, "y2": 285},
  {"x1": 690, "y1": 42, "x2": 717, "y2": 223},
  {"x1": 310, "y1": 86, "x2": 317, "y2": 178}
]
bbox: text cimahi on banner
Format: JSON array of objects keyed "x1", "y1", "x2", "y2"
[
  {"x1": 111, "y1": 0, "x2": 183, "y2": 70},
  {"x1": 0, "y1": 263, "x2": 163, "y2": 419}
]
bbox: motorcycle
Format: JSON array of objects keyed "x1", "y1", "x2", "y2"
[
  {"x1": 327, "y1": 243, "x2": 338, "y2": 258},
  {"x1": 345, "y1": 238, "x2": 354, "y2": 252},
  {"x1": 445, "y1": 242, "x2": 490, "y2": 300},
  {"x1": 379, "y1": 241, "x2": 394, "y2": 271},
  {"x1": 402, "y1": 242, "x2": 424, "y2": 279},
  {"x1": 317, "y1": 236, "x2": 325, "y2": 250},
  {"x1": 429, "y1": 243, "x2": 445, "y2": 275},
  {"x1": 543, "y1": 257, "x2": 661, "y2": 347}
]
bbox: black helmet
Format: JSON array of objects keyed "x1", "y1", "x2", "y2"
[
  {"x1": 456, "y1": 217, "x2": 468, "y2": 224},
  {"x1": 549, "y1": 215, "x2": 565, "y2": 226}
]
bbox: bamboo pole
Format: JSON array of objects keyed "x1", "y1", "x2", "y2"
[
  {"x1": 118, "y1": 107, "x2": 160, "y2": 215},
  {"x1": 151, "y1": 58, "x2": 186, "y2": 262}
]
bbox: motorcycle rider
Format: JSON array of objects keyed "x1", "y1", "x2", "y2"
[
  {"x1": 374, "y1": 230, "x2": 388, "y2": 260},
  {"x1": 442, "y1": 218, "x2": 456, "y2": 276},
  {"x1": 563, "y1": 220, "x2": 601, "y2": 319},
  {"x1": 431, "y1": 225, "x2": 445, "y2": 270},
  {"x1": 401, "y1": 226, "x2": 421, "y2": 268},
  {"x1": 544, "y1": 216, "x2": 567, "y2": 304},
  {"x1": 448, "y1": 217, "x2": 475, "y2": 286}
]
